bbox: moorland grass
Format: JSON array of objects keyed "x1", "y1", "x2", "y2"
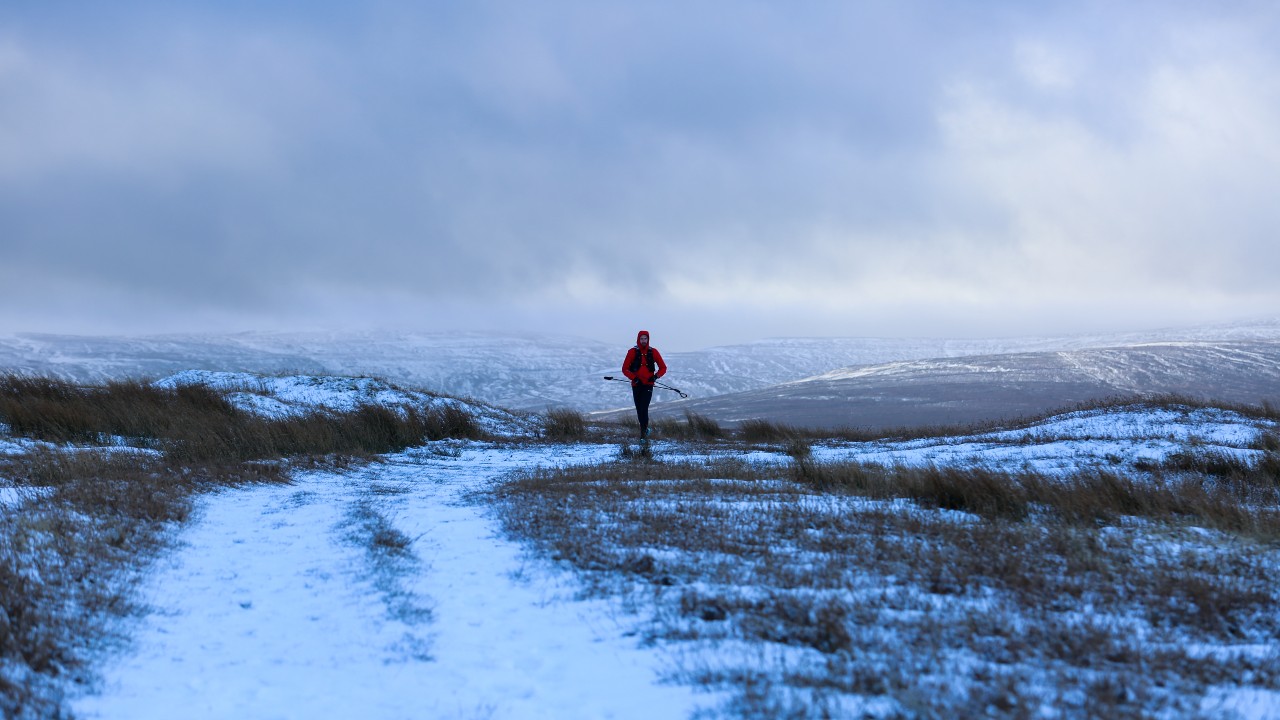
[
  {"x1": 542, "y1": 408, "x2": 589, "y2": 442},
  {"x1": 652, "y1": 412, "x2": 724, "y2": 442},
  {"x1": 4, "y1": 376, "x2": 1277, "y2": 717},
  {"x1": 0, "y1": 374, "x2": 483, "y2": 718},
  {"x1": 0, "y1": 374, "x2": 484, "y2": 462},
  {"x1": 491, "y1": 449, "x2": 1280, "y2": 717}
]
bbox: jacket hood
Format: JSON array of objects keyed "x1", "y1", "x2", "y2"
[{"x1": 636, "y1": 330, "x2": 650, "y2": 347}]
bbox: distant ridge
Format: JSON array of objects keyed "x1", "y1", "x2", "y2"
[
  {"x1": 610, "y1": 340, "x2": 1280, "y2": 431},
  {"x1": 2, "y1": 319, "x2": 1280, "y2": 418}
]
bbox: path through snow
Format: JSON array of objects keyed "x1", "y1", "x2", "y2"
[{"x1": 73, "y1": 443, "x2": 710, "y2": 719}]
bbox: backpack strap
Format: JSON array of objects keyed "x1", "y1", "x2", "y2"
[{"x1": 628, "y1": 346, "x2": 655, "y2": 375}]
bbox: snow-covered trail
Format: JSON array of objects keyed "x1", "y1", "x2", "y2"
[{"x1": 74, "y1": 443, "x2": 708, "y2": 720}]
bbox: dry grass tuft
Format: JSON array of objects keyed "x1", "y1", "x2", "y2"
[
  {"x1": 0, "y1": 374, "x2": 484, "y2": 464},
  {"x1": 542, "y1": 408, "x2": 588, "y2": 442},
  {"x1": 737, "y1": 418, "x2": 803, "y2": 443},
  {"x1": 652, "y1": 412, "x2": 724, "y2": 441},
  {"x1": 0, "y1": 376, "x2": 236, "y2": 446}
]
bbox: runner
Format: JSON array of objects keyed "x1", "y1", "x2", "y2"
[{"x1": 621, "y1": 330, "x2": 667, "y2": 440}]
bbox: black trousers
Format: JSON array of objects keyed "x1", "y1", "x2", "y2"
[{"x1": 632, "y1": 383, "x2": 653, "y2": 435}]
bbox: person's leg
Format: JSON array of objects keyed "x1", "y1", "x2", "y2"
[{"x1": 632, "y1": 383, "x2": 653, "y2": 437}]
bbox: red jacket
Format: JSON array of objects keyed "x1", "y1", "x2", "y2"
[{"x1": 622, "y1": 330, "x2": 667, "y2": 385}]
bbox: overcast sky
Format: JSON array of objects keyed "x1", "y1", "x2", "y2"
[{"x1": 2, "y1": 1, "x2": 1278, "y2": 351}]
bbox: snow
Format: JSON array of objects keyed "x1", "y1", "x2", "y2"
[
  {"x1": 154, "y1": 370, "x2": 440, "y2": 418},
  {"x1": 0, "y1": 486, "x2": 32, "y2": 508},
  {"x1": 72, "y1": 442, "x2": 712, "y2": 719},
  {"x1": 798, "y1": 406, "x2": 1273, "y2": 475},
  {"x1": 155, "y1": 370, "x2": 534, "y2": 435},
  {"x1": 13, "y1": 373, "x2": 1269, "y2": 718},
  {"x1": 1203, "y1": 688, "x2": 1280, "y2": 720},
  {"x1": 10, "y1": 323, "x2": 1280, "y2": 414},
  {"x1": 0, "y1": 433, "x2": 48, "y2": 456}
]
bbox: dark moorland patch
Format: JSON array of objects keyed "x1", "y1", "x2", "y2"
[{"x1": 766, "y1": 393, "x2": 1280, "y2": 444}]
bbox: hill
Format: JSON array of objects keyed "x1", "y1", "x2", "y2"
[
  {"x1": 614, "y1": 340, "x2": 1280, "y2": 430},
  {"x1": 4, "y1": 320, "x2": 1280, "y2": 415}
]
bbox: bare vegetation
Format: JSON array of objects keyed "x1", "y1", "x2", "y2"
[
  {"x1": 542, "y1": 408, "x2": 589, "y2": 442},
  {"x1": 737, "y1": 418, "x2": 803, "y2": 443},
  {"x1": 340, "y1": 495, "x2": 433, "y2": 643},
  {"x1": 0, "y1": 375, "x2": 484, "y2": 462},
  {"x1": 491, "y1": 444, "x2": 1280, "y2": 717},
  {"x1": 653, "y1": 412, "x2": 724, "y2": 442},
  {"x1": 0, "y1": 374, "x2": 482, "y2": 719}
]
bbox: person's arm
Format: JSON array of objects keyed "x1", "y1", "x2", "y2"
[
  {"x1": 622, "y1": 348, "x2": 638, "y2": 381},
  {"x1": 652, "y1": 349, "x2": 667, "y2": 380}
]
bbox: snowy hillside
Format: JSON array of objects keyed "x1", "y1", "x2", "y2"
[
  {"x1": 4, "y1": 320, "x2": 1280, "y2": 413},
  {"x1": 621, "y1": 340, "x2": 1280, "y2": 430},
  {"x1": 152, "y1": 370, "x2": 531, "y2": 436}
]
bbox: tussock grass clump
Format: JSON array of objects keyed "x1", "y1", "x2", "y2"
[
  {"x1": 0, "y1": 376, "x2": 237, "y2": 445},
  {"x1": 1255, "y1": 430, "x2": 1280, "y2": 454},
  {"x1": 618, "y1": 442, "x2": 655, "y2": 462},
  {"x1": 0, "y1": 374, "x2": 484, "y2": 463},
  {"x1": 542, "y1": 408, "x2": 588, "y2": 442},
  {"x1": 1160, "y1": 448, "x2": 1254, "y2": 478},
  {"x1": 170, "y1": 402, "x2": 481, "y2": 463},
  {"x1": 785, "y1": 460, "x2": 1280, "y2": 539},
  {"x1": 491, "y1": 456, "x2": 1280, "y2": 717},
  {"x1": 1139, "y1": 392, "x2": 1280, "y2": 423},
  {"x1": 737, "y1": 418, "x2": 802, "y2": 443},
  {"x1": 652, "y1": 412, "x2": 723, "y2": 441},
  {"x1": 683, "y1": 412, "x2": 723, "y2": 440}
]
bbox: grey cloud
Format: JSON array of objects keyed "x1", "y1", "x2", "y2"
[{"x1": 1, "y1": 1, "x2": 1278, "y2": 342}]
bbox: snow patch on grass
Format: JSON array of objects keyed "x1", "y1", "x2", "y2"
[
  {"x1": 155, "y1": 370, "x2": 535, "y2": 436},
  {"x1": 797, "y1": 405, "x2": 1273, "y2": 475}
]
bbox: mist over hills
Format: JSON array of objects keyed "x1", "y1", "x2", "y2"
[{"x1": 2, "y1": 320, "x2": 1280, "y2": 427}]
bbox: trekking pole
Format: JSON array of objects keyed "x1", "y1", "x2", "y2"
[
  {"x1": 654, "y1": 380, "x2": 689, "y2": 399},
  {"x1": 603, "y1": 376, "x2": 689, "y2": 399}
]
